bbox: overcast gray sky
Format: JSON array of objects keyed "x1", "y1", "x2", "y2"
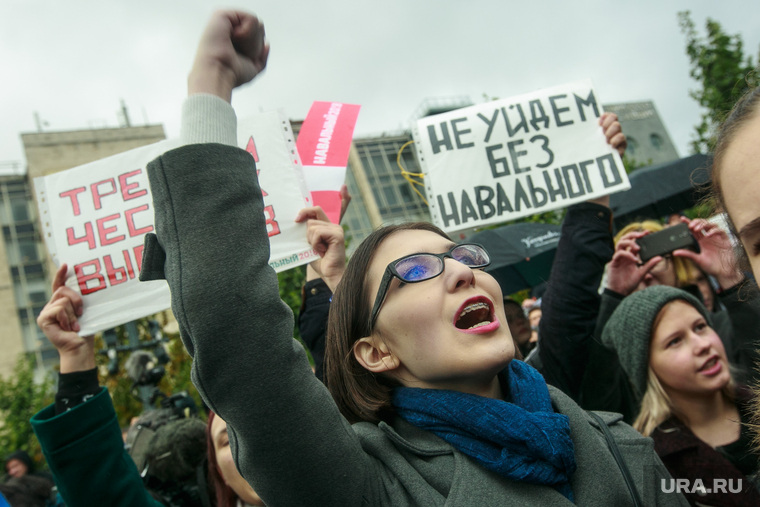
[{"x1": 2, "y1": 1, "x2": 758, "y2": 172}]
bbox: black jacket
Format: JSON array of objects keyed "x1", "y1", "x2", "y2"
[
  {"x1": 298, "y1": 278, "x2": 332, "y2": 382},
  {"x1": 527, "y1": 202, "x2": 614, "y2": 401}
]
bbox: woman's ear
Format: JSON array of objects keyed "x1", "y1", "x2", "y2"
[{"x1": 353, "y1": 336, "x2": 400, "y2": 373}]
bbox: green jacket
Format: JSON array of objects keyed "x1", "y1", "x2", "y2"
[
  {"x1": 140, "y1": 139, "x2": 687, "y2": 506},
  {"x1": 31, "y1": 388, "x2": 162, "y2": 507}
]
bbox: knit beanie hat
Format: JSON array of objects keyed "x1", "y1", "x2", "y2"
[{"x1": 601, "y1": 285, "x2": 712, "y2": 397}]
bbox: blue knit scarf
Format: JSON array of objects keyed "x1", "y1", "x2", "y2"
[{"x1": 393, "y1": 360, "x2": 576, "y2": 502}]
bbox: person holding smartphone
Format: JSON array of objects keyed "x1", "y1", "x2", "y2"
[
  {"x1": 607, "y1": 218, "x2": 742, "y2": 298},
  {"x1": 580, "y1": 216, "x2": 760, "y2": 422}
]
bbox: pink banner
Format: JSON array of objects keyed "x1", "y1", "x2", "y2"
[{"x1": 297, "y1": 101, "x2": 361, "y2": 223}]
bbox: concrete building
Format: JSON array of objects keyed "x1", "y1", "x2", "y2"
[
  {"x1": 0, "y1": 125, "x2": 164, "y2": 378},
  {"x1": 603, "y1": 101, "x2": 679, "y2": 166},
  {"x1": 341, "y1": 97, "x2": 472, "y2": 252},
  {"x1": 342, "y1": 133, "x2": 429, "y2": 251}
]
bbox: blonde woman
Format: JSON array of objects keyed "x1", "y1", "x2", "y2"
[{"x1": 603, "y1": 286, "x2": 759, "y2": 506}]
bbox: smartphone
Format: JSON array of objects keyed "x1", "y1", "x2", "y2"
[{"x1": 636, "y1": 223, "x2": 700, "y2": 263}]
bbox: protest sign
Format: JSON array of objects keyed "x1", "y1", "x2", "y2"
[
  {"x1": 296, "y1": 101, "x2": 361, "y2": 223},
  {"x1": 237, "y1": 110, "x2": 315, "y2": 270},
  {"x1": 36, "y1": 110, "x2": 313, "y2": 335},
  {"x1": 412, "y1": 80, "x2": 629, "y2": 233},
  {"x1": 35, "y1": 139, "x2": 179, "y2": 335}
]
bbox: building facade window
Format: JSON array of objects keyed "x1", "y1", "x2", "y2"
[
  {"x1": 344, "y1": 134, "x2": 431, "y2": 252},
  {"x1": 12, "y1": 201, "x2": 30, "y2": 221},
  {"x1": 627, "y1": 136, "x2": 638, "y2": 156},
  {"x1": 0, "y1": 177, "x2": 53, "y2": 364}
]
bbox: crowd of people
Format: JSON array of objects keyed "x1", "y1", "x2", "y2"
[{"x1": 3, "y1": 9, "x2": 760, "y2": 507}]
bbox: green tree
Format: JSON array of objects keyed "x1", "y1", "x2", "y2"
[
  {"x1": 622, "y1": 153, "x2": 651, "y2": 175},
  {"x1": 0, "y1": 354, "x2": 55, "y2": 471},
  {"x1": 679, "y1": 11, "x2": 758, "y2": 154},
  {"x1": 0, "y1": 267, "x2": 314, "y2": 452}
]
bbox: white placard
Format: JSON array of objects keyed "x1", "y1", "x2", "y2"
[
  {"x1": 35, "y1": 110, "x2": 314, "y2": 335},
  {"x1": 413, "y1": 80, "x2": 629, "y2": 232}
]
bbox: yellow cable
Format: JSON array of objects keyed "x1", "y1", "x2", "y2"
[{"x1": 396, "y1": 140, "x2": 428, "y2": 205}]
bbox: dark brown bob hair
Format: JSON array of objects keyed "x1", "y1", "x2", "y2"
[{"x1": 323, "y1": 222, "x2": 450, "y2": 424}]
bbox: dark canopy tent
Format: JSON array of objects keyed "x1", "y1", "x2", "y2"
[
  {"x1": 465, "y1": 222, "x2": 561, "y2": 296},
  {"x1": 610, "y1": 153, "x2": 711, "y2": 231}
]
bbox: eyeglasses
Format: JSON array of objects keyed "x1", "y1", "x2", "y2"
[{"x1": 368, "y1": 243, "x2": 491, "y2": 330}]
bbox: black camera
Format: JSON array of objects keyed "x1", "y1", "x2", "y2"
[
  {"x1": 636, "y1": 223, "x2": 700, "y2": 263},
  {"x1": 125, "y1": 350, "x2": 167, "y2": 387},
  {"x1": 139, "y1": 365, "x2": 166, "y2": 387},
  {"x1": 126, "y1": 402, "x2": 208, "y2": 507}
]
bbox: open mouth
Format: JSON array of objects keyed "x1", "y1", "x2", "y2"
[
  {"x1": 698, "y1": 357, "x2": 719, "y2": 372},
  {"x1": 455, "y1": 298, "x2": 494, "y2": 330}
]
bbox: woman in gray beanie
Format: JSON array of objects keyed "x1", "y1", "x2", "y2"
[{"x1": 603, "y1": 285, "x2": 759, "y2": 506}]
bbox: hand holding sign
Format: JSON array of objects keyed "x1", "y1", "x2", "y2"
[
  {"x1": 34, "y1": 11, "x2": 352, "y2": 335},
  {"x1": 189, "y1": 11, "x2": 270, "y2": 101},
  {"x1": 296, "y1": 206, "x2": 346, "y2": 292},
  {"x1": 36, "y1": 263, "x2": 95, "y2": 374},
  {"x1": 600, "y1": 112, "x2": 627, "y2": 157},
  {"x1": 413, "y1": 80, "x2": 630, "y2": 232},
  {"x1": 588, "y1": 112, "x2": 627, "y2": 208}
]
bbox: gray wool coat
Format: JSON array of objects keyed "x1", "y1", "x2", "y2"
[{"x1": 141, "y1": 139, "x2": 686, "y2": 507}]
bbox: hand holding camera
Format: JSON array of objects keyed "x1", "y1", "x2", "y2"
[
  {"x1": 666, "y1": 217, "x2": 743, "y2": 290},
  {"x1": 635, "y1": 222, "x2": 700, "y2": 263}
]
